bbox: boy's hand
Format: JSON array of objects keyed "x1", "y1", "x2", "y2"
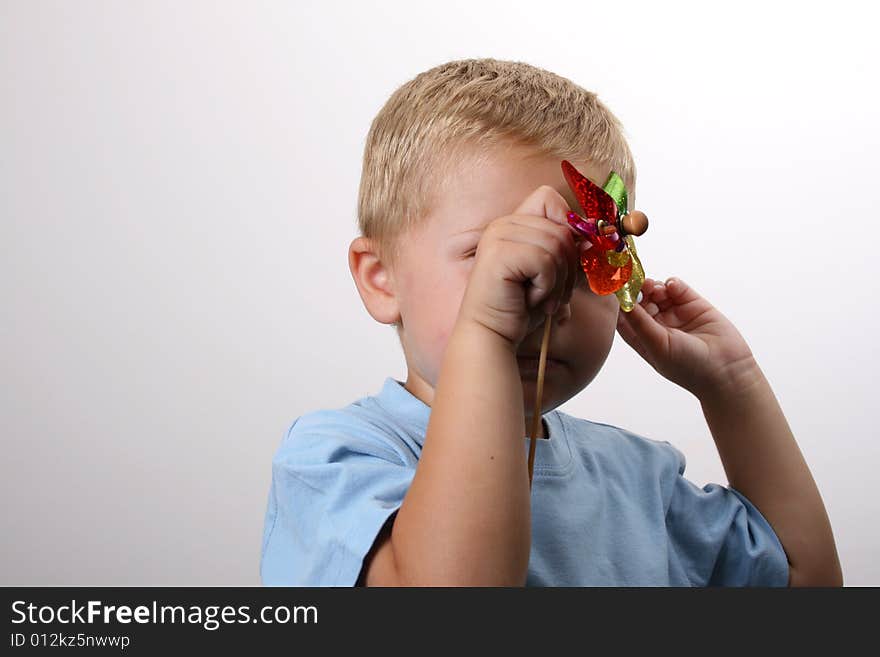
[
  {"x1": 619, "y1": 277, "x2": 844, "y2": 586},
  {"x1": 615, "y1": 277, "x2": 761, "y2": 397},
  {"x1": 457, "y1": 186, "x2": 587, "y2": 349}
]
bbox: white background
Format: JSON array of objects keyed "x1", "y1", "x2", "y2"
[{"x1": 2, "y1": 0, "x2": 877, "y2": 585}]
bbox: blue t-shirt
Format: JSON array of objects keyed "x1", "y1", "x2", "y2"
[{"x1": 261, "y1": 377, "x2": 790, "y2": 586}]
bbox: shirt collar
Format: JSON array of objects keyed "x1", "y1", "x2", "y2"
[
  {"x1": 376, "y1": 377, "x2": 432, "y2": 439},
  {"x1": 375, "y1": 376, "x2": 560, "y2": 445}
]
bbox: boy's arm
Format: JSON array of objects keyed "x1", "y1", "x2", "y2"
[
  {"x1": 698, "y1": 359, "x2": 843, "y2": 586},
  {"x1": 367, "y1": 320, "x2": 531, "y2": 586},
  {"x1": 617, "y1": 277, "x2": 842, "y2": 587},
  {"x1": 361, "y1": 186, "x2": 580, "y2": 586}
]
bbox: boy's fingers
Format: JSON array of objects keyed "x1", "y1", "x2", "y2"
[
  {"x1": 615, "y1": 313, "x2": 652, "y2": 363},
  {"x1": 648, "y1": 281, "x2": 669, "y2": 305},
  {"x1": 646, "y1": 277, "x2": 700, "y2": 312},
  {"x1": 511, "y1": 185, "x2": 606, "y2": 312},
  {"x1": 663, "y1": 277, "x2": 700, "y2": 304},
  {"x1": 499, "y1": 222, "x2": 574, "y2": 308},
  {"x1": 512, "y1": 185, "x2": 572, "y2": 227},
  {"x1": 503, "y1": 220, "x2": 574, "y2": 270},
  {"x1": 619, "y1": 298, "x2": 669, "y2": 352}
]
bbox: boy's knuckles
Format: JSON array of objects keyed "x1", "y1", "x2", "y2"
[
  {"x1": 517, "y1": 185, "x2": 554, "y2": 210},
  {"x1": 513, "y1": 185, "x2": 570, "y2": 224},
  {"x1": 537, "y1": 248, "x2": 562, "y2": 274},
  {"x1": 480, "y1": 222, "x2": 502, "y2": 242},
  {"x1": 537, "y1": 184, "x2": 566, "y2": 205},
  {"x1": 548, "y1": 241, "x2": 569, "y2": 269},
  {"x1": 556, "y1": 224, "x2": 575, "y2": 246}
]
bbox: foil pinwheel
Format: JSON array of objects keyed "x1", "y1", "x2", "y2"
[{"x1": 561, "y1": 160, "x2": 646, "y2": 312}]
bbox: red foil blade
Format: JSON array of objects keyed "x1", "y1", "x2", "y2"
[
  {"x1": 561, "y1": 160, "x2": 618, "y2": 226},
  {"x1": 561, "y1": 160, "x2": 629, "y2": 295}
]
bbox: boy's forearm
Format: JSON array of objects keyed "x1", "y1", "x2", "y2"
[
  {"x1": 389, "y1": 319, "x2": 531, "y2": 585},
  {"x1": 699, "y1": 360, "x2": 843, "y2": 586}
]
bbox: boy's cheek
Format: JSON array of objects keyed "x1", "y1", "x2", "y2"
[{"x1": 567, "y1": 294, "x2": 619, "y2": 344}]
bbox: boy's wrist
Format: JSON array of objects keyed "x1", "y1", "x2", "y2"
[
  {"x1": 451, "y1": 315, "x2": 521, "y2": 358},
  {"x1": 696, "y1": 355, "x2": 766, "y2": 405}
]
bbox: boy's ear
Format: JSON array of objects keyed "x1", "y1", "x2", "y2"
[{"x1": 348, "y1": 236, "x2": 401, "y2": 326}]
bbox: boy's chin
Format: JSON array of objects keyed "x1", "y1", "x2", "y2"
[{"x1": 521, "y1": 378, "x2": 561, "y2": 413}]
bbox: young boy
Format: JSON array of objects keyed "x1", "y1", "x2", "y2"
[{"x1": 260, "y1": 58, "x2": 842, "y2": 586}]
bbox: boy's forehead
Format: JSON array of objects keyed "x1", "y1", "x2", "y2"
[{"x1": 435, "y1": 148, "x2": 610, "y2": 236}]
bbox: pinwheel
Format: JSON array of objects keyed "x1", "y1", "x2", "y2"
[
  {"x1": 527, "y1": 161, "x2": 650, "y2": 486},
  {"x1": 561, "y1": 159, "x2": 648, "y2": 312}
]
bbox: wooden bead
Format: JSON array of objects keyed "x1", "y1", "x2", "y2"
[{"x1": 621, "y1": 210, "x2": 649, "y2": 236}]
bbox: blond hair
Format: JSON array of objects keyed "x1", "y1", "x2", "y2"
[{"x1": 357, "y1": 57, "x2": 637, "y2": 269}]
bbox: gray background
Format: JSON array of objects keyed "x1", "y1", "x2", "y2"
[{"x1": 2, "y1": 0, "x2": 877, "y2": 585}]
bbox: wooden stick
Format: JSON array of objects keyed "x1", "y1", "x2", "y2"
[{"x1": 527, "y1": 314, "x2": 553, "y2": 489}]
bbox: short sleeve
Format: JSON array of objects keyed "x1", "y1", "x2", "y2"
[
  {"x1": 664, "y1": 447, "x2": 790, "y2": 587},
  {"x1": 260, "y1": 414, "x2": 416, "y2": 586}
]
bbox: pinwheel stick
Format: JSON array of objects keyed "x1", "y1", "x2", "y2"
[{"x1": 527, "y1": 313, "x2": 553, "y2": 488}]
